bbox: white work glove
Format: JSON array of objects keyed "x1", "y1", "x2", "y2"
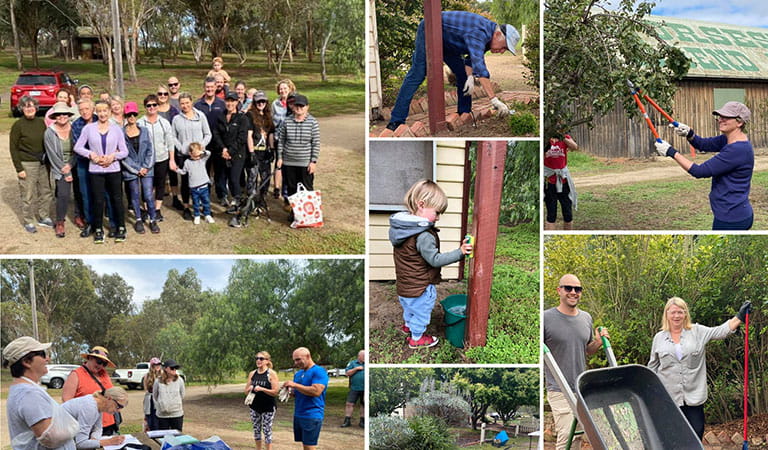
[
  {"x1": 670, "y1": 122, "x2": 693, "y2": 138},
  {"x1": 490, "y1": 97, "x2": 510, "y2": 117},
  {"x1": 655, "y1": 140, "x2": 677, "y2": 157},
  {"x1": 462, "y1": 75, "x2": 475, "y2": 97}
]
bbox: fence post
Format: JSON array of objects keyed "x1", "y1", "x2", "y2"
[
  {"x1": 465, "y1": 141, "x2": 506, "y2": 347},
  {"x1": 423, "y1": 0, "x2": 447, "y2": 133}
]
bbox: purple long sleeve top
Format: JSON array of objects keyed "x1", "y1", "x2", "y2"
[{"x1": 74, "y1": 122, "x2": 128, "y2": 174}]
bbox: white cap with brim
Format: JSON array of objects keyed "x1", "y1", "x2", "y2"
[
  {"x1": 713, "y1": 101, "x2": 751, "y2": 123},
  {"x1": 3, "y1": 336, "x2": 52, "y2": 365},
  {"x1": 502, "y1": 24, "x2": 520, "y2": 55}
]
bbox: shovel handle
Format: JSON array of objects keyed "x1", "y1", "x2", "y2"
[{"x1": 598, "y1": 327, "x2": 618, "y2": 367}]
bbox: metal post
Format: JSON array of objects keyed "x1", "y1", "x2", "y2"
[
  {"x1": 465, "y1": 141, "x2": 506, "y2": 347},
  {"x1": 29, "y1": 261, "x2": 39, "y2": 340},
  {"x1": 423, "y1": 0, "x2": 447, "y2": 133},
  {"x1": 111, "y1": 0, "x2": 124, "y2": 97}
]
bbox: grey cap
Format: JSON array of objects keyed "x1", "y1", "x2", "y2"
[
  {"x1": 713, "y1": 101, "x2": 751, "y2": 123},
  {"x1": 253, "y1": 90, "x2": 268, "y2": 102},
  {"x1": 502, "y1": 24, "x2": 520, "y2": 55}
]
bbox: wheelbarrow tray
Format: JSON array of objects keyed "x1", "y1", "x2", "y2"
[{"x1": 575, "y1": 364, "x2": 703, "y2": 450}]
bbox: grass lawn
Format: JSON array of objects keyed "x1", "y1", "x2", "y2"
[
  {"x1": 575, "y1": 171, "x2": 768, "y2": 230},
  {"x1": 0, "y1": 51, "x2": 364, "y2": 133}
]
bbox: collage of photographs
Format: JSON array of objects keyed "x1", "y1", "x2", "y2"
[{"x1": 0, "y1": 0, "x2": 766, "y2": 449}]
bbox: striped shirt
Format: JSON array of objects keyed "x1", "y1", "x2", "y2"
[{"x1": 277, "y1": 114, "x2": 320, "y2": 167}]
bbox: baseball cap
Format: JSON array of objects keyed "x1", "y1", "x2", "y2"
[
  {"x1": 253, "y1": 90, "x2": 268, "y2": 102},
  {"x1": 225, "y1": 91, "x2": 239, "y2": 101},
  {"x1": 713, "y1": 101, "x2": 751, "y2": 123},
  {"x1": 149, "y1": 357, "x2": 162, "y2": 365},
  {"x1": 163, "y1": 359, "x2": 181, "y2": 369},
  {"x1": 293, "y1": 94, "x2": 309, "y2": 106},
  {"x1": 501, "y1": 24, "x2": 520, "y2": 55},
  {"x1": 3, "y1": 337, "x2": 51, "y2": 365},
  {"x1": 124, "y1": 101, "x2": 139, "y2": 115}
]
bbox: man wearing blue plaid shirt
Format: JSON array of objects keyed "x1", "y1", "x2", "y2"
[{"x1": 386, "y1": 11, "x2": 519, "y2": 131}]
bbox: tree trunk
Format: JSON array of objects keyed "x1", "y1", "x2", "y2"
[
  {"x1": 320, "y1": 27, "x2": 332, "y2": 82},
  {"x1": 30, "y1": 34, "x2": 39, "y2": 68},
  {"x1": 9, "y1": 0, "x2": 23, "y2": 70},
  {"x1": 306, "y1": 19, "x2": 313, "y2": 62},
  {"x1": 276, "y1": 36, "x2": 292, "y2": 75}
]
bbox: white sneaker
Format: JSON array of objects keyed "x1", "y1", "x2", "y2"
[
  {"x1": 204, "y1": 215, "x2": 215, "y2": 224},
  {"x1": 193, "y1": 216, "x2": 200, "y2": 225}
]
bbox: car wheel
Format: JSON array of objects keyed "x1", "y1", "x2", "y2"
[{"x1": 49, "y1": 378, "x2": 64, "y2": 389}]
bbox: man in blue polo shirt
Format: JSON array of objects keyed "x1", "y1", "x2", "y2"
[
  {"x1": 283, "y1": 347, "x2": 328, "y2": 450},
  {"x1": 340, "y1": 349, "x2": 365, "y2": 428},
  {"x1": 194, "y1": 77, "x2": 227, "y2": 206},
  {"x1": 387, "y1": 11, "x2": 520, "y2": 130}
]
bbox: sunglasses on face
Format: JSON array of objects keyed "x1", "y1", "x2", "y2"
[
  {"x1": 28, "y1": 350, "x2": 47, "y2": 359},
  {"x1": 168, "y1": 83, "x2": 179, "y2": 87},
  {"x1": 94, "y1": 358, "x2": 109, "y2": 367},
  {"x1": 256, "y1": 357, "x2": 268, "y2": 361},
  {"x1": 560, "y1": 285, "x2": 583, "y2": 293},
  {"x1": 112, "y1": 398, "x2": 125, "y2": 410},
  {"x1": 157, "y1": 92, "x2": 169, "y2": 96},
  {"x1": 256, "y1": 100, "x2": 267, "y2": 104},
  {"x1": 125, "y1": 113, "x2": 138, "y2": 118},
  {"x1": 145, "y1": 103, "x2": 158, "y2": 108}
]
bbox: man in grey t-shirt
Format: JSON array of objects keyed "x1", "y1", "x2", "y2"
[{"x1": 543, "y1": 274, "x2": 608, "y2": 450}]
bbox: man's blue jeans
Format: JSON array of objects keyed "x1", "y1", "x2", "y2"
[{"x1": 389, "y1": 21, "x2": 472, "y2": 124}]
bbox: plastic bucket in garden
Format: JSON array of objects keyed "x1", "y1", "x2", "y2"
[{"x1": 440, "y1": 294, "x2": 467, "y2": 348}]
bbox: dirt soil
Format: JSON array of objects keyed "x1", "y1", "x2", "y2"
[
  {"x1": 576, "y1": 154, "x2": 768, "y2": 188},
  {"x1": 0, "y1": 114, "x2": 365, "y2": 255},
  {"x1": 369, "y1": 279, "x2": 471, "y2": 363},
  {"x1": 372, "y1": 53, "x2": 538, "y2": 137},
  {"x1": 0, "y1": 380, "x2": 364, "y2": 450}
]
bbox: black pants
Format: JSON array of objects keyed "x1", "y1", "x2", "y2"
[
  {"x1": 90, "y1": 172, "x2": 124, "y2": 230},
  {"x1": 102, "y1": 424, "x2": 119, "y2": 436},
  {"x1": 282, "y1": 165, "x2": 314, "y2": 197},
  {"x1": 154, "y1": 159, "x2": 170, "y2": 200},
  {"x1": 227, "y1": 157, "x2": 247, "y2": 200},
  {"x1": 159, "y1": 416, "x2": 184, "y2": 432},
  {"x1": 175, "y1": 152, "x2": 190, "y2": 204},
  {"x1": 680, "y1": 404, "x2": 704, "y2": 439},
  {"x1": 544, "y1": 181, "x2": 572, "y2": 223}
]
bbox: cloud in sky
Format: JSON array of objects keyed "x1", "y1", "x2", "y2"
[
  {"x1": 651, "y1": 0, "x2": 768, "y2": 28},
  {"x1": 84, "y1": 258, "x2": 236, "y2": 308}
]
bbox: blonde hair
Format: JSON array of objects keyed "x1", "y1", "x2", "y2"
[
  {"x1": 256, "y1": 351, "x2": 273, "y2": 369},
  {"x1": 276, "y1": 79, "x2": 296, "y2": 96},
  {"x1": 661, "y1": 297, "x2": 693, "y2": 331},
  {"x1": 212, "y1": 56, "x2": 223, "y2": 65},
  {"x1": 404, "y1": 179, "x2": 448, "y2": 215},
  {"x1": 145, "y1": 365, "x2": 161, "y2": 391},
  {"x1": 189, "y1": 142, "x2": 203, "y2": 157},
  {"x1": 96, "y1": 386, "x2": 128, "y2": 403}
]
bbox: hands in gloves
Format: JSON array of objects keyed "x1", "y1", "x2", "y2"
[
  {"x1": 737, "y1": 301, "x2": 752, "y2": 322},
  {"x1": 670, "y1": 122, "x2": 694, "y2": 139},
  {"x1": 655, "y1": 140, "x2": 678, "y2": 158},
  {"x1": 462, "y1": 75, "x2": 475, "y2": 97},
  {"x1": 490, "y1": 97, "x2": 510, "y2": 117}
]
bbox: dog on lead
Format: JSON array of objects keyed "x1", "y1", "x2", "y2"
[{"x1": 228, "y1": 173, "x2": 273, "y2": 227}]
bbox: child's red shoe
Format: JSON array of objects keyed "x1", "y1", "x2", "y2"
[
  {"x1": 408, "y1": 335, "x2": 439, "y2": 349},
  {"x1": 401, "y1": 324, "x2": 411, "y2": 335}
]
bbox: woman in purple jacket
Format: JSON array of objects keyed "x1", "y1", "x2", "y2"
[
  {"x1": 74, "y1": 100, "x2": 129, "y2": 243},
  {"x1": 655, "y1": 102, "x2": 754, "y2": 230}
]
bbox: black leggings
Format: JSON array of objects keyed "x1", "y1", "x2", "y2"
[
  {"x1": 282, "y1": 165, "x2": 313, "y2": 197},
  {"x1": 153, "y1": 159, "x2": 170, "y2": 200},
  {"x1": 54, "y1": 178, "x2": 73, "y2": 222},
  {"x1": 544, "y1": 181, "x2": 572, "y2": 223},
  {"x1": 159, "y1": 416, "x2": 183, "y2": 432},
  {"x1": 680, "y1": 404, "x2": 705, "y2": 440},
  {"x1": 90, "y1": 171, "x2": 124, "y2": 230},
  {"x1": 227, "y1": 157, "x2": 247, "y2": 199}
]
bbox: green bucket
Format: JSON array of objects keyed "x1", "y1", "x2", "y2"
[{"x1": 440, "y1": 294, "x2": 467, "y2": 348}]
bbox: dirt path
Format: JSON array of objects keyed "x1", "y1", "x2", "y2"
[
  {"x1": 0, "y1": 380, "x2": 364, "y2": 450},
  {"x1": 0, "y1": 114, "x2": 364, "y2": 254},
  {"x1": 576, "y1": 154, "x2": 768, "y2": 188}
]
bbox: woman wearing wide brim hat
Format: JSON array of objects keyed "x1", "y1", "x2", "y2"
[
  {"x1": 62, "y1": 345, "x2": 120, "y2": 435},
  {"x1": 45, "y1": 101, "x2": 78, "y2": 238}
]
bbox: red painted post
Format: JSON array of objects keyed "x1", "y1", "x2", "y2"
[
  {"x1": 465, "y1": 141, "x2": 506, "y2": 347},
  {"x1": 423, "y1": 0, "x2": 447, "y2": 133}
]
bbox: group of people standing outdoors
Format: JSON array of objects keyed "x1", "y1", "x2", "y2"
[{"x1": 10, "y1": 59, "x2": 320, "y2": 242}]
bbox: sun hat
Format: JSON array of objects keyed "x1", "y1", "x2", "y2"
[
  {"x1": 81, "y1": 346, "x2": 116, "y2": 368},
  {"x1": 50, "y1": 102, "x2": 74, "y2": 117},
  {"x1": 3, "y1": 336, "x2": 52, "y2": 365},
  {"x1": 713, "y1": 101, "x2": 751, "y2": 123}
]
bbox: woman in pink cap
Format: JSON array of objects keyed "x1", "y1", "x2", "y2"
[
  {"x1": 655, "y1": 101, "x2": 754, "y2": 230},
  {"x1": 142, "y1": 357, "x2": 163, "y2": 431},
  {"x1": 123, "y1": 101, "x2": 160, "y2": 235}
]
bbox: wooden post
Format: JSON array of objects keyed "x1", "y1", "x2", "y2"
[
  {"x1": 458, "y1": 141, "x2": 472, "y2": 280},
  {"x1": 423, "y1": 0, "x2": 447, "y2": 133},
  {"x1": 465, "y1": 141, "x2": 506, "y2": 347}
]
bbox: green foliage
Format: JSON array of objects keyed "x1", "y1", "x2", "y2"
[
  {"x1": 317, "y1": 0, "x2": 365, "y2": 74},
  {"x1": 489, "y1": 0, "x2": 539, "y2": 31},
  {"x1": 543, "y1": 0, "x2": 690, "y2": 136},
  {"x1": 370, "y1": 416, "x2": 415, "y2": 450},
  {"x1": 407, "y1": 416, "x2": 457, "y2": 450},
  {"x1": 370, "y1": 368, "x2": 431, "y2": 417},
  {"x1": 507, "y1": 112, "x2": 539, "y2": 136},
  {"x1": 522, "y1": 17, "x2": 540, "y2": 89},
  {"x1": 544, "y1": 235, "x2": 768, "y2": 421},
  {"x1": 411, "y1": 391, "x2": 471, "y2": 426}
]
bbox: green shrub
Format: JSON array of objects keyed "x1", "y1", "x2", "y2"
[
  {"x1": 410, "y1": 391, "x2": 471, "y2": 426},
  {"x1": 370, "y1": 416, "x2": 414, "y2": 450},
  {"x1": 508, "y1": 112, "x2": 539, "y2": 135},
  {"x1": 407, "y1": 416, "x2": 457, "y2": 450}
]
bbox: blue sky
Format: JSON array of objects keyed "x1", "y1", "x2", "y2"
[
  {"x1": 651, "y1": 0, "x2": 768, "y2": 28},
  {"x1": 83, "y1": 258, "x2": 236, "y2": 307}
]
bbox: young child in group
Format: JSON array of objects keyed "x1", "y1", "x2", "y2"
[
  {"x1": 173, "y1": 142, "x2": 215, "y2": 225},
  {"x1": 388, "y1": 179, "x2": 473, "y2": 349},
  {"x1": 207, "y1": 57, "x2": 231, "y2": 87}
]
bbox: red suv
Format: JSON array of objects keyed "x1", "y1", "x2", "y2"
[{"x1": 10, "y1": 71, "x2": 78, "y2": 117}]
